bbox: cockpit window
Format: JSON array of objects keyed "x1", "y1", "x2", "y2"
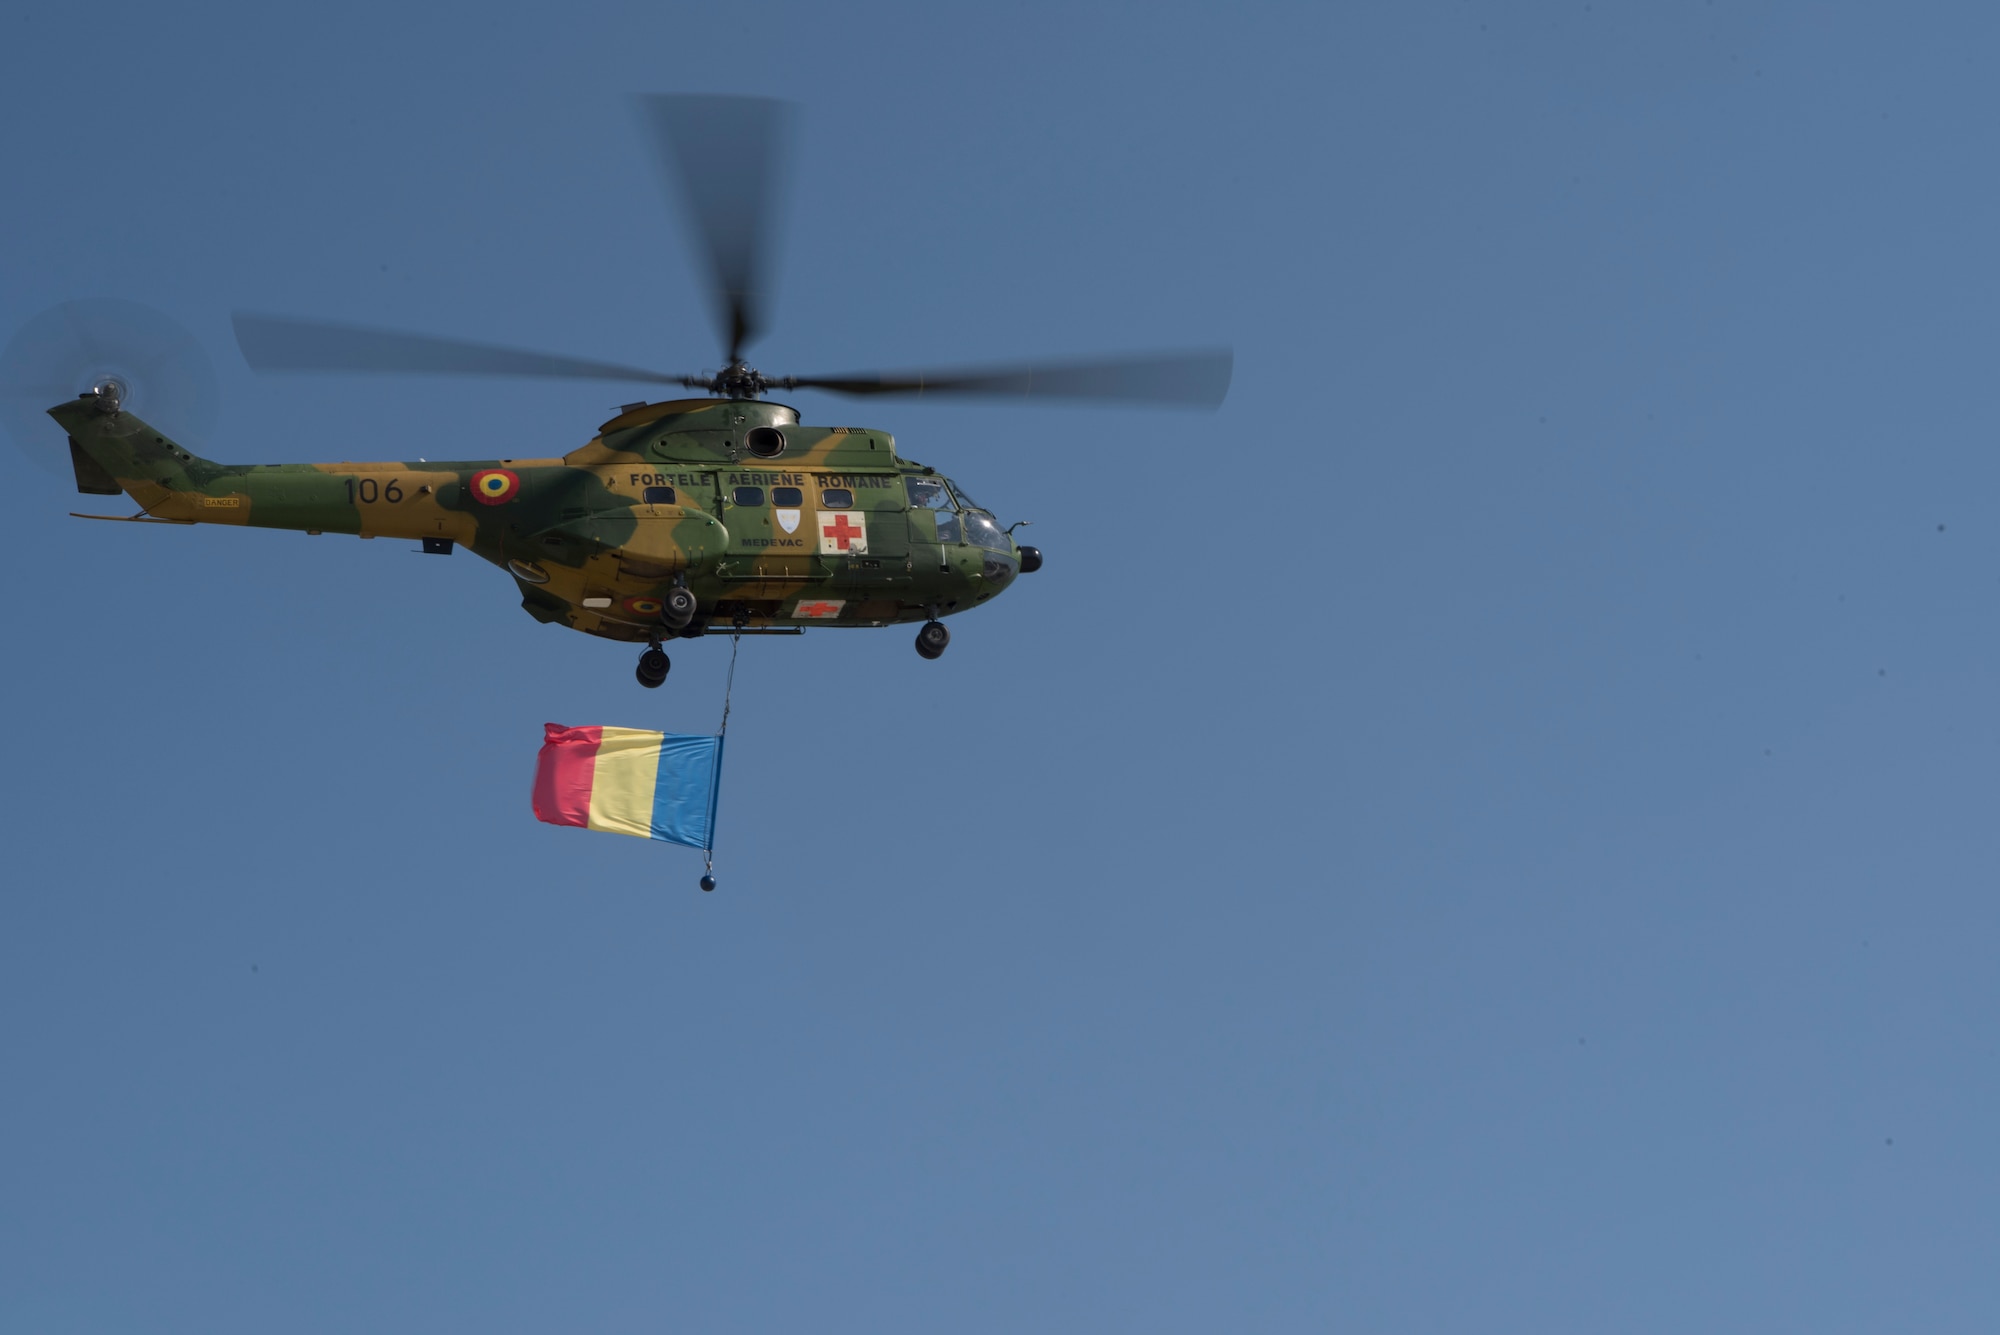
[
  {"x1": 906, "y1": 477, "x2": 954, "y2": 511},
  {"x1": 947, "y1": 481, "x2": 980, "y2": 509},
  {"x1": 732, "y1": 486, "x2": 764, "y2": 506},
  {"x1": 964, "y1": 510, "x2": 1012, "y2": 554}
]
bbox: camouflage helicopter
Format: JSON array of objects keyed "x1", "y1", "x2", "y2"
[{"x1": 5, "y1": 97, "x2": 1230, "y2": 688}]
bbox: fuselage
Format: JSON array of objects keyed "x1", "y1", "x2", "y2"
[{"x1": 53, "y1": 395, "x2": 1025, "y2": 643}]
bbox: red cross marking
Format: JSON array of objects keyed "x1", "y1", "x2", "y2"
[{"x1": 822, "y1": 514, "x2": 864, "y2": 549}]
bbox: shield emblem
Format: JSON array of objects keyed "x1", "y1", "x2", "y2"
[{"x1": 774, "y1": 507, "x2": 801, "y2": 534}]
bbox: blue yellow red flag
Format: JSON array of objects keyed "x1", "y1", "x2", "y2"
[{"x1": 531, "y1": 724, "x2": 724, "y2": 851}]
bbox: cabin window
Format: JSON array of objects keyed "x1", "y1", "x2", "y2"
[
  {"x1": 732, "y1": 486, "x2": 764, "y2": 506},
  {"x1": 771, "y1": 486, "x2": 804, "y2": 506},
  {"x1": 820, "y1": 487, "x2": 854, "y2": 509},
  {"x1": 643, "y1": 486, "x2": 675, "y2": 505}
]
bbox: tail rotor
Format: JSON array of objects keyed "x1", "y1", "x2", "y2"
[{"x1": 0, "y1": 299, "x2": 219, "y2": 478}]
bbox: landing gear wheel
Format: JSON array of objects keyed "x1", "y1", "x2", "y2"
[
  {"x1": 636, "y1": 646, "x2": 671, "y2": 688},
  {"x1": 915, "y1": 620, "x2": 950, "y2": 660},
  {"x1": 663, "y1": 587, "x2": 697, "y2": 628}
]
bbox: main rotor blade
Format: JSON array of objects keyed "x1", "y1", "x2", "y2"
[
  {"x1": 637, "y1": 94, "x2": 795, "y2": 365},
  {"x1": 232, "y1": 313, "x2": 681, "y2": 384},
  {"x1": 787, "y1": 348, "x2": 1234, "y2": 409}
]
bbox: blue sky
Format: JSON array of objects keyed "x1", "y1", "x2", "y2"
[{"x1": 6, "y1": 2, "x2": 2000, "y2": 1331}]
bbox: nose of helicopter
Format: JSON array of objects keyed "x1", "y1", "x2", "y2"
[
  {"x1": 981, "y1": 542, "x2": 1040, "y2": 594},
  {"x1": 980, "y1": 548, "x2": 1020, "y2": 591}
]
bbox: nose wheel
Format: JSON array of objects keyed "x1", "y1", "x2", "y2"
[
  {"x1": 636, "y1": 645, "x2": 671, "y2": 688},
  {"x1": 914, "y1": 620, "x2": 950, "y2": 660}
]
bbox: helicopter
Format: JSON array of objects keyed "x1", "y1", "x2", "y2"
[{"x1": 6, "y1": 96, "x2": 1230, "y2": 688}]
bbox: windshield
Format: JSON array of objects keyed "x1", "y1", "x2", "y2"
[
  {"x1": 963, "y1": 510, "x2": 1012, "y2": 554},
  {"x1": 944, "y1": 479, "x2": 980, "y2": 510}
]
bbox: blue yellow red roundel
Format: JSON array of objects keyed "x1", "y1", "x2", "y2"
[
  {"x1": 471, "y1": 469, "x2": 519, "y2": 505},
  {"x1": 622, "y1": 596, "x2": 664, "y2": 617}
]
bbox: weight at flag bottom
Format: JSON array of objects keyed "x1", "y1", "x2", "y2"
[{"x1": 532, "y1": 724, "x2": 724, "y2": 851}]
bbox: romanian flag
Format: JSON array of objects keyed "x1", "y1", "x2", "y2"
[{"x1": 532, "y1": 724, "x2": 724, "y2": 851}]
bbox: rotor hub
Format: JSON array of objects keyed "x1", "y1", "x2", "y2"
[
  {"x1": 684, "y1": 360, "x2": 798, "y2": 401},
  {"x1": 717, "y1": 361, "x2": 764, "y2": 399},
  {"x1": 89, "y1": 375, "x2": 128, "y2": 413}
]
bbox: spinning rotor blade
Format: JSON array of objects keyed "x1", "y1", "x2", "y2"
[
  {"x1": 637, "y1": 94, "x2": 795, "y2": 364},
  {"x1": 787, "y1": 348, "x2": 1234, "y2": 409},
  {"x1": 232, "y1": 313, "x2": 682, "y2": 384},
  {"x1": 0, "y1": 299, "x2": 220, "y2": 478}
]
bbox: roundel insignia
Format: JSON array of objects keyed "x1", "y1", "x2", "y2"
[
  {"x1": 471, "y1": 468, "x2": 519, "y2": 505},
  {"x1": 623, "y1": 596, "x2": 664, "y2": 617}
]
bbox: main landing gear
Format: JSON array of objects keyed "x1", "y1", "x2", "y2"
[
  {"x1": 635, "y1": 587, "x2": 698, "y2": 687},
  {"x1": 636, "y1": 644, "x2": 671, "y2": 688},
  {"x1": 915, "y1": 620, "x2": 950, "y2": 660}
]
